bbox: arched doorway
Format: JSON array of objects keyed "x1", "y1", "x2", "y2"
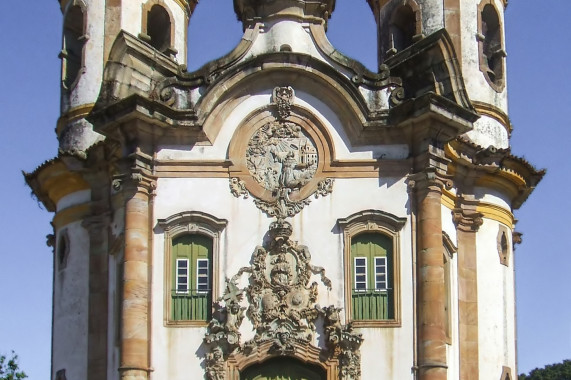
[{"x1": 240, "y1": 357, "x2": 326, "y2": 380}]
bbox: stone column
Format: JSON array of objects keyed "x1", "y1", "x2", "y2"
[
  {"x1": 119, "y1": 171, "x2": 155, "y2": 380},
  {"x1": 410, "y1": 171, "x2": 448, "y2": 380},
  {"x1": 453, "y1": 199, "x2": 483, "y2": 380}
]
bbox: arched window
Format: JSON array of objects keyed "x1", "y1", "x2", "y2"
[
  {"x1": 61, "y1": 2, "x2": 87, "y2": 90},
  {"x1": 497, "y1": 225, "x2": 511, "y2": 266},
  {"x1": 147, "y1": 4, "x2": 171, "y2": 52},
  {"x1": 57, "y1": 231, "x2": 70, "y2": 271},
  {"x1": 478, "y1": 1, "x2": 505, "y2": 91},
  {"x1": 390, "y1": 4, "x2": 416, "y2": 52},
  {"x1": 339, "y1": 210, "x2": 406, "y2": 327},
  {"x1": 351, "y1": 233, "x2": 394, "y2": 320},
  {"x1": 171, "y1": 234, "x2": 212, "y2": 321},
  {"x1": 158, "y1": 211, "x2": 227, "y2": 326}
]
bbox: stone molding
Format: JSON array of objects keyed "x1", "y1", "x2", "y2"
[
  {"x1": 157, "y1": 211, "x2": 227, "y2": 327},
  {"x1": 338, "y1": 210, "x2": 406, "y2": 327}
]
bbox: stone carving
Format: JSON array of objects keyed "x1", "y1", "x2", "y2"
[
  {"x1": 233, "y1": 219, "x2": 331, "y2": 353},
  {"x1": 272, "y1": 86, "x2": 294, "y2": 120},
  {"x1": 246, "y1": 120, "x2": 318, "y2": 193},
  {"x1": 203, "y1": 219, "x2": 363, "y2": 380},
  {"x1": 229, "y1": 177, "x2": 249, "y2": 199},
  {"x1": 315, "y1": 178, "x2": 334, "y2": 198},
  {"x1": 323, "y1": 306, "x2": 364, "y2": 380},
  {"x1": 229, "y1": 86, "x2": 334, "y2": 218}
]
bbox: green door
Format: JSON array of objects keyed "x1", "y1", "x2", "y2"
[{"x1": 241, "y1": 358, "x2": 326, "y2": 380}]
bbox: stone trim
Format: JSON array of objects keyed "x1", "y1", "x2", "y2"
[
  {"x1": 497, "y1": 224, "x2": 511, "y2": 266},
  {"x1": 472, "y1": 101, "x2": 512, "y2": 135},
  {"x1": 56, "y1": 103, "x2": 95, "y2": 136},
  {"x1": 226, "y1": 341, "x2": 338, "y2": 380},
  {"x1": 453, "y1": 198, "x2": 482, "y2": 380},
  {"x1": 338, "y1": 210, "x2": 406, "y2": 327},
  {"x1": 60, "y1": 0, "x2": 88, "y2": 92},
  {"x1": 501, "y1": 366, "x2": 513, "y2": 380},
  {"x1": 157, "y1": 211, "x2": 227, "y2": 327}
]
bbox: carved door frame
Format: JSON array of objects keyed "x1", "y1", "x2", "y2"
[{"x1": 225, "y1": 341, "x2": 338, "y2": 380}]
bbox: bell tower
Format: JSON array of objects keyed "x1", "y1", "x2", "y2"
[
  {"x1": 369, "y1": 0, "x2": 510, "y2": 149},
  {"x1": 57, "y1": 0, "x2": 197, "y2": 153}
]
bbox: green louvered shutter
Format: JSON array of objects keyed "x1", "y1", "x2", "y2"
[
  {"x1": 351, "y1": 233, "x2": 394, "y2": 320},
  {"x1": 171, "y1": 234, "x2": 212, "y2": 321}
]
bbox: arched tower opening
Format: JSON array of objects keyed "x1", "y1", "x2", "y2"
[
  {"x1": 478, "y1": 1, "x2": 505, "y2": 91},
  {"x1": 390, "y1": 4, "x2": 415, "y2": 53},
  {"x1": 61, "y1": 2, "x2": 86, "y2": 90},
  {"x1": 146, "y1": 4, "x2": 171, "y2": 53}
]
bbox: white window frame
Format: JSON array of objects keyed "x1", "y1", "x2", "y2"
[
  {"x1": 175, "y1": 258, "x2": 189, "y2": 294},
  {"x1": 354, "y1": 257, "x2": 368, "y2": 292},
  {"x1": 374, "y1": 256, "x2": 388, "y2": 291},
  {"x1": 196, "y1": 258, "x2": 210, "y2": 293}
]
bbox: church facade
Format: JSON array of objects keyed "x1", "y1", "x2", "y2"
[{"x1": 25, "y1": 1, "x2": 543, "y2": 380}]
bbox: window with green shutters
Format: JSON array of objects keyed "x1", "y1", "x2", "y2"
[
  {"x1": 351, "y1": 233, "x2": 394, "y2": 321},
  {"x1": 171, "y1": 234, "x2": 213, "y2": 321}
]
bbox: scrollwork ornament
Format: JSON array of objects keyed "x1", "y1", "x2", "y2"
[
  {"x1": 272, "y1": 86, "x2": 295, "y2": 120},
  {"x1": 229, "y1": 177, "x2": 249, "y2": 199},
  {"x1": 390, "y1": 86, "x2": 405, "y2": 107},
  {"x1": 315, "y1": 178, "x2": 334, "y2": 198}
]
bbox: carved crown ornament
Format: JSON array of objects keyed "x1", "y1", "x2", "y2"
[
  {"x1": 228, "y1": 86, "x2": 334, "y2": 219},
  {"x1": 203, "y1": 219, "x2": 363, "y2": 380}
]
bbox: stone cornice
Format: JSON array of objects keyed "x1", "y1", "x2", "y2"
[
  {"x1": 24, "y1": 155, "x2": 90, "y2": 212},
  {"x1": 445, "y1": 138, "x2": 545, "y2": 209}
]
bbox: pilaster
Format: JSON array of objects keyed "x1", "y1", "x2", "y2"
[
  {"x1": 114, "y1": 168, "x2": 156, "y2": 380},
  {"x1": 409, "y1": 167, "x2": 451, "y2": 380},
  {"x1": 452, "y1": 196, "x2": 483, "y2": 380}
]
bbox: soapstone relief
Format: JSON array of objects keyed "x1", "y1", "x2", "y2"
[
  {"x1": 229, "y1": 86, "x2": 334, "y2": 219},
  {"x1": 246, "y1": 120, "x2": 318, "y2": 193},
  {"x1": 203, "y1": 219, "x2": 363, "y2": 380}
]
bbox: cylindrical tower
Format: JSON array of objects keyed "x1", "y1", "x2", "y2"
[
  {"x1": 368, "y1": 2, "x2": 516, "y2": 380},
  {"x1": 57, "y1": 0, "x2": 196, "y2": 152},
  {"x1": 51, "y1": 2, "x2": 196, "y2": 380},
  {"x1": 369, "y1": 0, "x2": 509, "y2": 149}
]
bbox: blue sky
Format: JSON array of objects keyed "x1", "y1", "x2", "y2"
[{"x1": 1, "y1": 1, "x2": 569, "y2": 379}]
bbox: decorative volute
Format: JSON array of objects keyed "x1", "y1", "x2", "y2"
[{"x1": 234, "y1": 0, "x2": 335, "y2": 28}]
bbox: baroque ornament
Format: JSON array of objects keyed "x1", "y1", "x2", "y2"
[
  {"x1": 230, "y1": 86, "x2": 333, "y2": 219},
  {"x1": 203, "y1": 219, "x2": 364, "y2": 380}
]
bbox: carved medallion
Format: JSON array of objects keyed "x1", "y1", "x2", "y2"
[{"x1": 246, "y1": 120, "x2": 318, "y2": 193}]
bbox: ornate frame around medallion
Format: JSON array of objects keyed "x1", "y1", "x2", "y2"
[{"x1": 227, "y1": 104, "x2": 336, "y2": 203}]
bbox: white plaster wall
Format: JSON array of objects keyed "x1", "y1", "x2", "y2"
[
  {"x1": 158, "y1": 90, "x2": 409, "y2": 162},
  {"x1": 150, "y1": 176, "x2": 414, "y2": 379},
  {"x1": 477, "y1": 218, "x2": 516, "y2": 379},
  {"x1": 245, "y1": 20, "x2": 323, "y2": 61},
  {"x1": 65, "y1": 0, "x2": 105, "y2": 111},
  {"x1": 56, "y1": 189, "x2": 91, "y2": 212},
  {"x1": 460, "y1": 0, "x2": 509, "y2": 148},
  {"x1": 52, "y1": 221, "x2": 90, "y2": 380},
  {"x1": 474, "y1": 186, "x2": 511, "y2": 210},
  {"x1": 417, "y1": 0, "x2": 445, "y2": 35}
]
